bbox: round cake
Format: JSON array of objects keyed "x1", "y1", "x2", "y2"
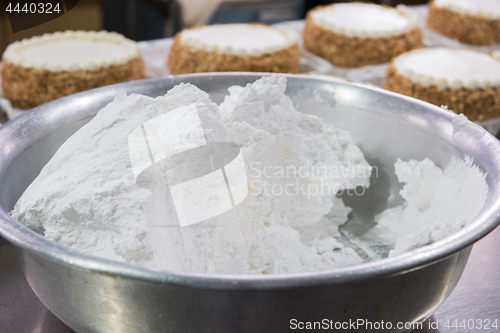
[
  {"x1": 1, "y1": 31, "x2": 146, "y2": 110},
  {"x1": 303, "y1": 2, "x2": 422, "y2": 68},
  {"x1": 384, "y1": 48, "x2": 500, "y2": 121},
  {"x1": 426, "y1": 0, "x2": 500, "y2": 46},
  {"x1": 167, "y1": 23, "x2": 300, "y2": 74}
]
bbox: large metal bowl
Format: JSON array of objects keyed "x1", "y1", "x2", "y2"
[{"x1": 1, "y1": 73, "x2": 500, "y2": 333}]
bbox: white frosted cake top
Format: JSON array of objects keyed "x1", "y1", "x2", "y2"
[
  {"x1": 3, "y1": 31, "x2": 140, "y2": 72},
  {"x1": 394, "y1": 48, "x2": 500, "y2": 90},
  {"x1": 310, "y1": 3, "x2": 419, "y2": 38},
  {"x1": 180, "y1": 24, "x2": 298, "y2": 56},
  {"x1": 434, "y1": 0, "x2": 500, "y2": 20}
]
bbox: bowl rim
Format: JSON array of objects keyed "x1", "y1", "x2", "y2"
[{"x1": 1, "y1": 72, "x2": 500, "y2": 289}]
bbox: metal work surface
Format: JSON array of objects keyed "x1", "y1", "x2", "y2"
[{"x1": 1, "y1": 226, "x2": 499, "y2": 332}]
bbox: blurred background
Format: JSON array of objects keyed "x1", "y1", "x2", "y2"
[{"x1": 0, "y1": 0, "x2": 429, "y2": 55}]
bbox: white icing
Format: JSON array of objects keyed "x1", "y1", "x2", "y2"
[
  {"x1": 311, "y1": 3, "x2": 419, "y2": 38},
  {"x1": 434, "y1": 0, "x2": 500, "y2": 20},
  {"x1": 3, "y1": 30, "x2": 140, "y2": 72},
  {"x1": 394, "y1": 48, "x2": 500, "y2": 90},
  {"x1": 180, "y1": 24, "x2": 298, "y2": 56}
]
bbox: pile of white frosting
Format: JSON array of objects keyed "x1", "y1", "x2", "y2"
[{"x1": 11, "y1": 76, "x2": 488, "y2": 274}]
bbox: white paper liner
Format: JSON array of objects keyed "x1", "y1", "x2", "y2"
[
  {"x1": 424, "y1": 29, "x2": 500, "y2": 53},
  {"x1": 137, "y1": 39, "x2": 173, "y2": 78},
  {"x1": 0, "y1": 98, "x2": 27, "y2": 120},
  {"x1": 0, "y1": 75, "x2": 28, "y2": 121}
]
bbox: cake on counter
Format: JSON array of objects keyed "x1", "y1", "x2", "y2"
[
  {"x1": 426, "y1": 0, "x2": 500, "y2": 46},
  {"x1": 303, "y1": 2, "x2": 422, "y2": 68},
  {"x1": 1, "y1": 31, "x2": 146, "y2": 110},
  {"x1": 384, "y1": 47, "x2": 500, "y2": 121},
  {"x1": 167, "y1": 23, "x2": 300, "y2": 74}
]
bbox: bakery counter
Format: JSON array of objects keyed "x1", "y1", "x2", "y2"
[
  {"x1": 0, "y1": 236, "x2": 74, "y2": 333},
  {"x1": 1, "y1": 225, "x2": 500, "y2": 332}
]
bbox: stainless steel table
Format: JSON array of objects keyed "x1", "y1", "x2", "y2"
[{"x1": 1, "y1": 225, "x2": 499, "y2": 332}]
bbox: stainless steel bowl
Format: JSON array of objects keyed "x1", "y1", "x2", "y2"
[{"x1": 1, "y1": 73, "x2": 500, "y2": 333}]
